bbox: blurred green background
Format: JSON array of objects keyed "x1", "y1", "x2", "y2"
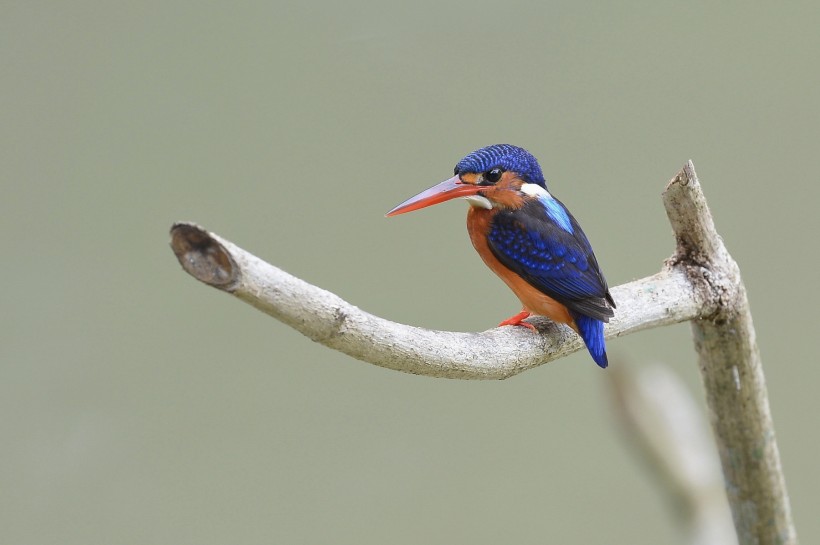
[{"x1": 3, "y1": 2, "x2": 818, "y2": 543}]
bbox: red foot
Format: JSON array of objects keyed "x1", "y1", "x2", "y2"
[{"x1": 498, "y1": 310, "x2": 537, "y2": 332}]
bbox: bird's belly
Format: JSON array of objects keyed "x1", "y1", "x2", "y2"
[{"x1": 467, "y1": 209, "x2": 574, "y2": 325}]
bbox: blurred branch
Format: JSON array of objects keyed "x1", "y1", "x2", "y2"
[
  {"x1": 609, "y1": 364, "x2": 736, "y2": 545},
  {"x1": 169, "y1": 160, "x2": 796, "y2": 544}
]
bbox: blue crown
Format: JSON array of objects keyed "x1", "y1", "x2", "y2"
[{"x1": 454, "y1": 144, "x2": 546, "y2": 187}]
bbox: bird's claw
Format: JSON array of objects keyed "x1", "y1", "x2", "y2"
[{"x1": 498, "y1": 311, "x2": 537, "y2": 332}]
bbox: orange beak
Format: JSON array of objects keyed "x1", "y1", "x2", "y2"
[{"x1": 385, "y1": 175, "x2": 483, "y2": 217}]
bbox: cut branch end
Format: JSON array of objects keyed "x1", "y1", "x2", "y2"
[{"x1": 170, "y1": 222, "x2": 238, "y2": 289}]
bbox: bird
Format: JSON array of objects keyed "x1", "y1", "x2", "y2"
[{"x1": 386, "y1": 144, "x2": 615, "y2": 368}]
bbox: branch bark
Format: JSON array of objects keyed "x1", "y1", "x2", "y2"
[
  {"x1": 169, "y1": 160, "x2": 796, "y2": 544},
  {"x1": 663, "y1": 163, "x2": 796, "y2": 545},
  {"x1": 170, "y1": 224, "x2": 697, "y2": 379}
]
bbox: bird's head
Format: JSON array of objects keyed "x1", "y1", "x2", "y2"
[{"x1": 386, "y1": 144, "x2": 549, "y2": 217}]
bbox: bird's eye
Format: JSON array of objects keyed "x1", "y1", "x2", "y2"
[{"x1": 484, "y1": 168, "x2": 503, "y2": 184}]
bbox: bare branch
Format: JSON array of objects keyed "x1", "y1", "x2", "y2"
[
  {"x1": 663, "y1": 162, "x2": 796, "y2": 545},
  {"x1": 170, "y1": 223, "x2": 698, "y2": 379}
]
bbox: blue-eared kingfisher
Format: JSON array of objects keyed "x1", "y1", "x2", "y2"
[{"x1": 386, "y1": 144, "x2": 615, "y2": 368}]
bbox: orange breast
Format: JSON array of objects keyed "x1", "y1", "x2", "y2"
[{"x1": 466, "y1": 208, "x2": 575, "y2": 326}]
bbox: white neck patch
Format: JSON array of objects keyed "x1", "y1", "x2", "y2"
[
  {"x1": 464, "y1": 195, "x2": 493, "y2": 210},
  {"x1": 521, "y1": 182, "x2": 574, "y2": 233},
  {"x1": 520, "y1": 183, "x2": 551, "y2": 199}
]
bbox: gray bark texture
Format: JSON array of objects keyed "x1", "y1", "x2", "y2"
[{"x1": 663, "y1": 163, "x2": 796, "y2": 545}]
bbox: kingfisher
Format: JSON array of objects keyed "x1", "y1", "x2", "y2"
[{"x1": 386, "y1": 144, "x2": 615, "y2": 368}]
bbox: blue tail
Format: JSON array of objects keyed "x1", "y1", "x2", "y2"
[{"x1": 572, "y1": 313, "x2": 608, "y2": 368}]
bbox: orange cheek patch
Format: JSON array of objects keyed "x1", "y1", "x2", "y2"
[
  {"x1": 487, "y1": 172, "x2": 526, "y2": 209},
  {"x1": 483, "y1": 188, "x2": 525, "y2": 209}
]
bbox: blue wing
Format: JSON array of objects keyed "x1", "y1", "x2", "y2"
[{"x1": 487, "y1": 197, "x2": 615, "y2": 321}]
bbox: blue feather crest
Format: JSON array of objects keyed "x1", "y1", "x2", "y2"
[{"x1": 455, "y1": 144, "x2": 547, "y2": 187}]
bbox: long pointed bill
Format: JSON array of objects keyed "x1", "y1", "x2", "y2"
[{"x1": 385, "y1": 175, "x2": 482, "y2": 217}]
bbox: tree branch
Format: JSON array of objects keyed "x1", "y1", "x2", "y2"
[
  {"x1": 663, "y1": 163, "x2": 796, "y2": 545},
  {"x1": 169, "y1": 160, "x2": 796, "y2": 544},
  {"x1": 170, "y1": 224, "x2": 697, "y2": 379}
]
